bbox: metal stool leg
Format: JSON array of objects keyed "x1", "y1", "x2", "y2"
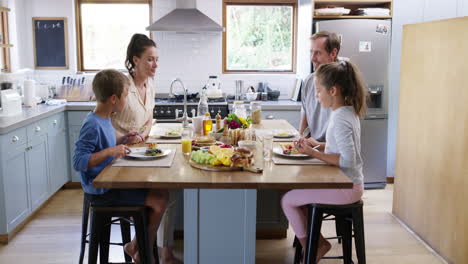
[
  {"x1": 79, "y1": 196, "x2": 90, "y2": 264},
  {"x1": 133, "y1": 211, "x2": 152, "y2": 264},
  {"x1": 305, "y1": 206, "x2": 323, "y2": 264},
  {"x1": 120, "y1": 218, "x2": 133, "y2": 262},
  {"x1": 88, "y1": 210, "x2": 101, "y2": 264},
  {"x1": 353, "y1": 206, "x2": 366, "y2": 264}
]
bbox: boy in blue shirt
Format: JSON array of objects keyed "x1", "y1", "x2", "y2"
[{"x1": 73, "y1": 69, "x2": 167, "y2": 263}]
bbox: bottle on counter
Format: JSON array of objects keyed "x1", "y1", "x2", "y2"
[
  {"x1": 250, "y1": 101, "x2": 262, "y2": 124},
  {"x1": 232, "y1": 101, "x2": 247, "y2": 119},
  {"x1": 203, "y1": 112, "x2": 212, "y2": 136},
  {"x1": 215, "y1": 113, "x2": 222, "y2": 132},
  {"x1": 197, "y1": 89, "x2": 209, "y2": 116}
]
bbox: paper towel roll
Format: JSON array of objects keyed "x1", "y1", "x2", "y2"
[{"x1": 24, "y1": 79, "x2": 36, "y2": 107}]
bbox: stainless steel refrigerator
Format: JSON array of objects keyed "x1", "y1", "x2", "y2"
[{"x1": 314, "y1": 19, "x2": 391, "y2": 188}]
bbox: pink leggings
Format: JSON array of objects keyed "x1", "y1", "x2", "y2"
[{"x1": 281, "y1": 184, "x2": 363, "y2": 239}]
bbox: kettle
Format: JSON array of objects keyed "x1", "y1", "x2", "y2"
[{"x1": 205, "y1": 76, "x2": 222, "y2": 98}]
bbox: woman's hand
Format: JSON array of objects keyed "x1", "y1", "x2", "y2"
[
  {"x1": 108, "y1": 144, "x2": 131, "y2": 158},
  {"x1": 124, "y1": 131, "x2": 144, "y2": 144}
]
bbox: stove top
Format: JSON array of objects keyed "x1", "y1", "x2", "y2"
[{"x1": 154, "y1": 97, "x2": 227, "y2": 105}]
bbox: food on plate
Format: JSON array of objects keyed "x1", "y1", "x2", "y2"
[
  {"x1": 208, "y1": 145, "x2": 234, "y2": 166},
  {"x1": 231, "y1": 147, "x2": 253, "y2": 168},
  {"x1": 191, "y1": 150, "x2": 216, "y2": 165},
  {"x1": 238, "y1": 140, "x2": 256, "y2": 151},
  {"x1": 145, "y1": 148, "x2": 163, "y2": 156},
  {"x1": 147, "y1": 142, "x2": 158, "y2": 150},
  {"x1": 280, "y1": 143, "x2": 300, "y2": 155},
  {"x1": 220, "y1": 144, "x2": 233, "y2": 149},
  {"x1": 165, "y1": 130, "x2": 181, "y2": 136},
  {"x1": 276, "y1": 131, "x2": 292, "y2": 136},
  {"x1": 195, "y1": 135, "x2": 216, "y2": 145}
]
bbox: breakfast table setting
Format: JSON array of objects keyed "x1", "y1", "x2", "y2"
[{"x1": 93, "y1": 119, "x2": 352, "y2": 264}]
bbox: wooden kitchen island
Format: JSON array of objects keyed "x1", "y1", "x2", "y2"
[{"x1": 93, "y1": 120, "x2": 352, "y2": 264}]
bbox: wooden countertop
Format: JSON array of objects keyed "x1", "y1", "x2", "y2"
[{"x1": 93, "y1": 120, "x2": 352, "y2": 190}]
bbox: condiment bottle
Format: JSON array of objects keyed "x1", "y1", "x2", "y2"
[
  {"x1": 202, "y1": 112, "x2": 212, "y2": 136},
  {"x1": 215, "y1": 113, "x2": 222, "y2": 132},
  {"x1": 250, "y1": 101, "x2": 262, "y2": 124}
]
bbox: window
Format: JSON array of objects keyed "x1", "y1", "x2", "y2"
[
  {"x1": 76, "y1": 0, "x2": 152, "y2": 71},
  {"x1": 0, "y1": 7, "x2": 11, "y2": 72},
  {"x1": 223, "y1": 0, "x2": 297, "y2": 73}
]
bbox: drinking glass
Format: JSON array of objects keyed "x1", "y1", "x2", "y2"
[
  {"x1": 263, "y1": 131, "x2": 273, "y2": 161},
  {"x1": 181, "y1": 128, "x2": 193, "y2": 156}
]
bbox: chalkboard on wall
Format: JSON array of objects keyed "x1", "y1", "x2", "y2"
[{"x1": 32, "y1": 17, "x2": 69, "y2": 69}]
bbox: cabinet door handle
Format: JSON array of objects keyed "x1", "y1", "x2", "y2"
[
  {"x1": 35, "y1": 126, "x2": 41, "y2": 132},
  {"x1": 12, "y1": 136, "x2": 19, "y2": 142},
  {"x1": 53, "y1": 120, "x2": 58, "y2": 125},
  {"x1": 25, "y1": 146, "x2": 32, "y2": 151},
  {"x1": 266, "y1": 115, "x2": 274, "y2": 120}
]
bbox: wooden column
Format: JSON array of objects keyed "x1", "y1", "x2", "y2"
[{"x1": 393, "y1": 17, "x2": 468, "y2": 264}]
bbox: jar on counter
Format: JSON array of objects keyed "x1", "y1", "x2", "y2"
[
  {"x1": 250, "y1": 101, "x2": 262, "y2": 124},
  {"x1": 232, "y1": 101, "x2": 247, "y2": 119}
]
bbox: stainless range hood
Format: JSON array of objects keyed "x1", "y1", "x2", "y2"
[{"x1": 146, "y1": 0, "x2": 224, "y2": 32}]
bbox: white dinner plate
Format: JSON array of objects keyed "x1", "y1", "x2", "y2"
[
  {"x1": 273, "y1": 130, "x2": 297, "y2": 138},
  {"x1": 125, "y1": 147, "x2": 172, "y2": 160},
  {"x1": 273, "y1": 147, "x2": 309, "y2": 158},
  {"x1": 160, "y1": 134, "x2": 182, "y2": 139}
]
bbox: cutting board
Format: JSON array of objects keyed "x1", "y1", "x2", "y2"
[{"x1": 189, "y1": 159, "x2": 263, "y2": 173}]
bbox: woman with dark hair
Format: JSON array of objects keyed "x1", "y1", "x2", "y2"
[
  {"x1": 113, "y1": 33, "x2": 178, "y2": 264},
  {"x1": 112, "y1": 33, "x2": 157, "y2": 144}
]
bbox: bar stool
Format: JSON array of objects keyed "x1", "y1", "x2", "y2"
[
  {"x1": 79, "y1": 193, "x2": 133, "y2": 264},
  {"x1": 79, "y1": 193, "x2": 159, "y2": 264},
  {"x1": 294, "y1": 200, "x2": 366, "y2": 264},
  {"x1": 88, "y1": 205, "x2": 158, "y2": 264}
]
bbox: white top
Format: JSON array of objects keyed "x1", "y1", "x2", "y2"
[
  {"x1": 325, "y1": 106, "x2": 364, "y2": 184},
  {"x1": 111, "y1": 76, "x2": 155, "y2": 136},
  {"x1": 301, "y1": 73, "x2": 332, "y2": 141}
]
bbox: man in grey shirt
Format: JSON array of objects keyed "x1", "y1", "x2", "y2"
[{"x1": 300, "y1": 31, "x2": 341, "y2": 143}]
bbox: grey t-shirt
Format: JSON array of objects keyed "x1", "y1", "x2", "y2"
[
  {"x1": 301, "y1": 73, "x2": 332, "y2": 142},
  {"x1": 325, "y1": 106, "x2": 364, "y2": 184}
]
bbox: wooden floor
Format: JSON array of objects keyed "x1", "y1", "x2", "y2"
[{"x1": 0, "y1": 185, "x2": 445, "y2": 264}]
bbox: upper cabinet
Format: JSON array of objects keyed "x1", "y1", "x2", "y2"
[
  {"x1": 0, "y1": 6, "x2": 12, "y2": 72},
  {"x1": 313, "y1": 0, "x2": 393, "y2": 19}
]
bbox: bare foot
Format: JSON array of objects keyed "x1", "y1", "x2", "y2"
[
  {"x1": 162, "y1": 247, "x2": 177, "y2": 264},
  {"x1": 316, "y1": 240, "x2": 332, "y2": 263},
  {"x1": 124, "y1": 242, "x2": 140, "y2": 264}
]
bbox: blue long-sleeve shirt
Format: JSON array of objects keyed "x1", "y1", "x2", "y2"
[{"x1": 73, "y1": 112, "x2": 116, "y2": 194}]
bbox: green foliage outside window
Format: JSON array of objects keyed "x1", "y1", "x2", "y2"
[{"x1": 226, "y1": 5, "x2": 293, "y2": 71}]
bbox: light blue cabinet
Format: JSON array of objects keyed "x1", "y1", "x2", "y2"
[
  {"x1": 27, "y1": 135, "x2": 49, "y2": 211},
  {"x1": 67, "y1": 111, "x2": 90, "y2": 182},
  {"x1": 2, "y1": 143, "x2": 30, "y2": 233},
  {"x1": 47, "y1": 113, "x2": 69, "y2": 193}
]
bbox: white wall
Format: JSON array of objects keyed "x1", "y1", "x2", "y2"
[
  {"x1": 387, "y1": 0, "x2": 468, "y2": 177},
  {"x1": 7, "y1": 0, "x2": 311, "y2": 97}
]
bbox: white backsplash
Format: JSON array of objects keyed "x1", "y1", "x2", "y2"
[{"x1": 7, "y1": 0, "x2": 308, "y2": 100}]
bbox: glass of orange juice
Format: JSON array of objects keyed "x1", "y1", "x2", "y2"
[{"x1": 181, "y1": 127, "x2": 193, "y2": 156}]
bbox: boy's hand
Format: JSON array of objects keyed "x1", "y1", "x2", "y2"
[{"x1": 109, "y1": 144, "x2": 131, "y2": 158}]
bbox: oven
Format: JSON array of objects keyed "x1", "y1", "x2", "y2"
[{"x1": 153, "y1": 98, "x2": 229, "y2": 121}]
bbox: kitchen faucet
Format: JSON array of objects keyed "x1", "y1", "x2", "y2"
[{"x1": 170, "y1": 78, "x2": 190, "y2": 128}]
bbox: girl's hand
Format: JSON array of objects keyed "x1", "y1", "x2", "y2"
[
  {"x1": 296, "y1": 142, "x2": 316, "y2": 157},
  {"x1": 109, "y1": 144, "x2": 131, "y2": 158},
  {"x1": 306, "y1": 137, "x2": 320, "y2": 147}
]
